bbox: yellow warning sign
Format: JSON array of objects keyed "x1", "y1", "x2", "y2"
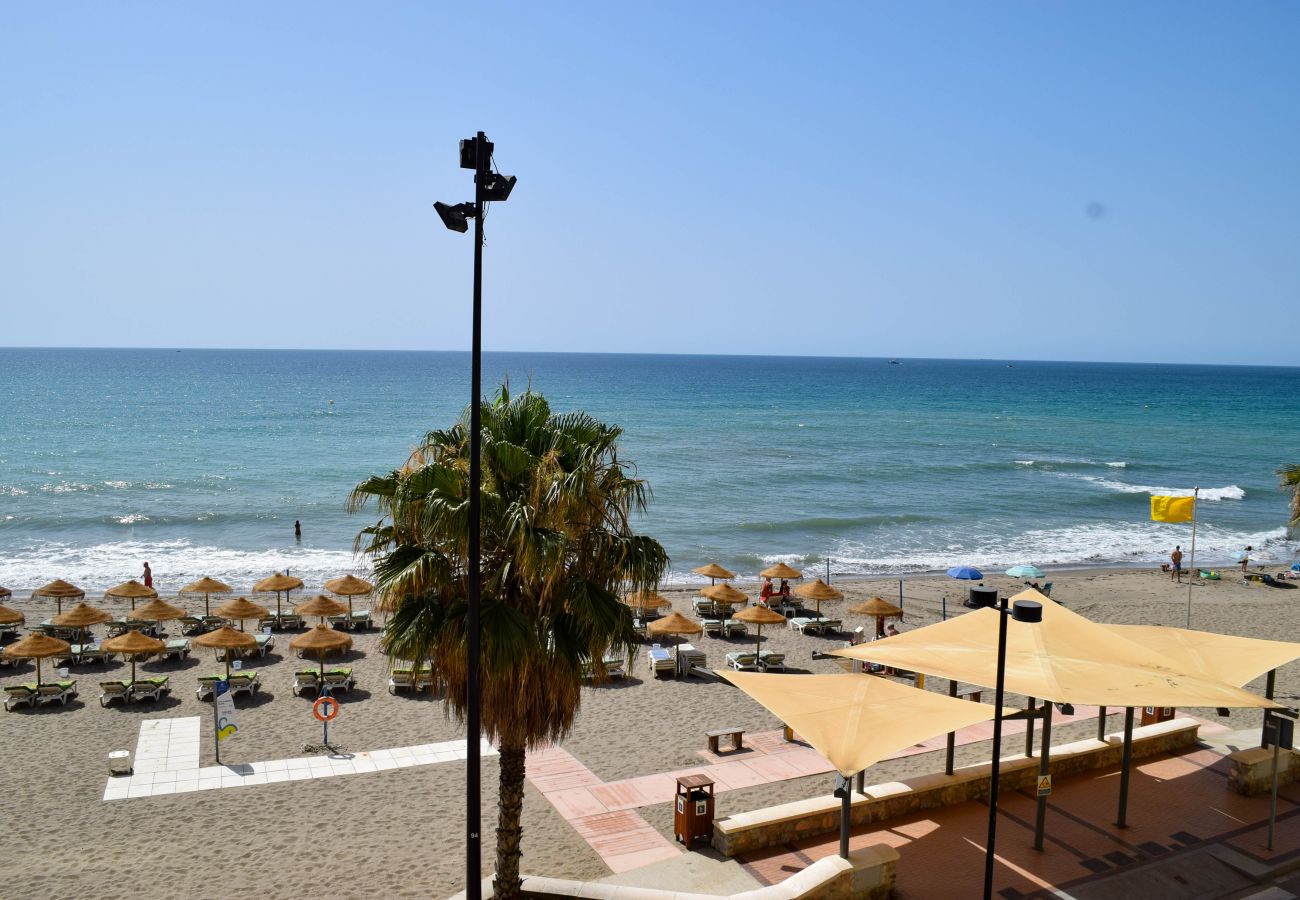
[{"x1": 1036, "y1": 775, "x2": 1052, "y2": 797}]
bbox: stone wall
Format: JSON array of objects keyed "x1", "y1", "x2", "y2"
[
  {"x1": 1227, "y1": 745, "x2": 1300, "y2": 796},
  {"x1": 713, "y1": 717, "x2": 1200, "y2": 857}
]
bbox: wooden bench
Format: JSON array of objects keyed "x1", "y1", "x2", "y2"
[{"x1": 707, "y1": 727, "x2": 745, "y2": 754}]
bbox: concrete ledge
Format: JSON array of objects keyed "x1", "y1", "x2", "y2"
[
  {"x1": 713, "y1": 717, "x2": 1200, "y2": 857},
  {"x1": 448, "y1": 845, "x2": 898, "y2": 899},
  {"x1": 1227, "y1": 745, "x2": 1300, "y2": 796}
]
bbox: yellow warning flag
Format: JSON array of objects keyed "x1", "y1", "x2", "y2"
[{"x1": 1150, "y1": 495, "x2": 1195, "y2": 523}]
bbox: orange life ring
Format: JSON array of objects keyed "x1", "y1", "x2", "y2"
[{"x1": 312, "y1": 695, "x2": 340, "y2": 722}]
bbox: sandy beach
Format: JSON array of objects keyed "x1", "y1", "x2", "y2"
[{"x1": 2, "y1": 565, "x2": 1296, "y2": 898}]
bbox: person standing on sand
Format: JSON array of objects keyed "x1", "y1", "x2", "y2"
[
  {"x1": 142, "y1": 561, "x2": 152, "y2": 588},
  {"x1": 1241, "y1": 546, "x2": 1252, "y2": 575},
  {"x1": 1170, "y1": 546, "x2": 1183, "y2": 583}
]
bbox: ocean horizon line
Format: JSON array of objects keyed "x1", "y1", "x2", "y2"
[{"x1": 3, "y1": 345, "x2": 1298, "y2": 372}]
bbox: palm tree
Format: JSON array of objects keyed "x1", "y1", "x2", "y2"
[
  {"x1": 1279, "y1": 464, "x2": 1300, "y2": 538},
  {"x1": 348, "y1": 385, "x2": 668, "y2": 898}
]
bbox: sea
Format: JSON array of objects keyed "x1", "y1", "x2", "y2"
[{"x1": 1, "y1": 348, "x2": 1297, "y2": 593}]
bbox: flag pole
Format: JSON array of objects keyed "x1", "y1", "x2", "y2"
[{"x1": 1186, "y1": 487, "x2": 1199, "y2": 628}]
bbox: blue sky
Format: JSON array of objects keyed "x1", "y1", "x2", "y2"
[{"x1": 2, "y1": 3, "x2": 1297, "y2": 364}]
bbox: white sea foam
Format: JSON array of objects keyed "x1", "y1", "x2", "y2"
[
  {"x1": 0, "y1": 485, "x2": 28, "y2": 496},
  {"x1": 0, "y1": 540, "x2": 366, "y2": 594},
  {"x1": 1055, "y1": 473, "x2": 1244, "y2": 501},
  {"x1": 114, "y1": 514, "x2": 150, "y2": 524},
  {"x1": 1106, "y1": 461, "x2": 1127, "y2": 468}
]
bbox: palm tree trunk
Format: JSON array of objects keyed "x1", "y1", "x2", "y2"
[{"x1": 493, "y1": 740, "x2": 527, "y2": 899}]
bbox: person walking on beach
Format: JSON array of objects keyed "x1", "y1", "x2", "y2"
[
  {"x1": 142, "y1": 561, "x2": 152, "y2": 588},
  {"x1": 1170, "y1": 546, "x2": 1183, "y2": 583},
  {"x1": 294, "y1": 519, "x2": 302, "y2": 540},
  {"x1": 1240, "y1": 546, "x2": 1252, "y2": 575}
]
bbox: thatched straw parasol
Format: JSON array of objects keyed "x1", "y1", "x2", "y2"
[
  {"x1": 323, "y1": 574, "x2": 373, "y2": 618},
  {"x1": 131, "y1": 597, "x2": 187, "y2": 623},
  {"x1": 253, "y1": 572, "x2": 304, "y2": 619},
  {"x1": 647, "y1": 611, "x2": 703, "y2": 668},
  {"x1": 849, "y1": 596, "x2": 904, "y2": 637},
  {"x1": 0, "y1": 604, "x2": 24, "y2": 626},
  {"x1": 733, "y1": 603, "x2": 787, "y2": 660},
  {"x1": 179, "y1": 576, "x2": 232, "y2": 617},
  {"x1": 701, "y1": 583, "x2": 748, "y2": 607},
  {"x1": 214, "y1": 597, "x2": 268, "y2": 632},
  {"x1": 294, "y1": 594, "x2": 348, "y2": 625},
  {"x1": 793, "y1": 578, "x2": 843, "y2": 617},
  {"x1": 3, "y1": 633, "x2": 72, "y2": 685},
  {"x1": 0, "y1": 586, "x2": 11, "y2": 600},
  {"x1": 52, "y1": 601, "x2": 113, "y2": 646},
  {"x1": 692, "y1": 563, "x2": 735, "y2": 585},
  {"x1": 624, "y1": 590, "x2": 672, "y2": 615},
  {"x1": 759, "y1": 562, "x2": 803, "y2": 580},
  {"x1": 289, "y1": 624, "x2": 353, "y2": 680},
  {"x1": 193, "y1": 626, "x2": 257, "y2": 679},
  {"x1": 103, "y1": 630, "x2": 165, "y2": 682},
  {"x1": 33, "y1": 579, "x2": 85, "y2": 614},
  {"x1": 105, "y1": 580, "x2": 157, "y2": 611}
]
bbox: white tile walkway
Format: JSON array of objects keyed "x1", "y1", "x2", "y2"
[{"x1": 103, "y1": 717, "x2": 497, "y2": 801}]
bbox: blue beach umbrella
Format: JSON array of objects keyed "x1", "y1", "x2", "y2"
[
  {"x1": 946, "y1": 566, "x2": 983, "y2": 580},
  {"x1": 1006, "y1": 565, "x2": 1045, "y2": 579}
]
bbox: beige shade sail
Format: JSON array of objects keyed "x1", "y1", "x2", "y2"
[
  {"x1": 103, "y1": 631, "x2": 166, "y2": 682},
  {"x1": 290, "y1": 624, "x2": 353, "y2": 678},
  {"x1": 833, "y1": 590, "x2": 1279, "y2": 710},
  {"x1": 647, "y1": 611, "x2": 703, "y2": 637},
  {"x1": 33, "y1": 579, "x2": 85, "y2": 614},
  {"x1": 52, "y1": 602, "x2": 113, "y2": 629},
  {"x1": 733, "y1": 603, "x2": 788, "y2": 659},
  {"x1": 693, "y1": 563, "x2": 736, "y2": 582},
  {"x1": 179, "y1": 577, "x2": 233, "y2": 617},
  {"x1": 759, "y1": 563, "x2": 803, "y2": 580},
  {"x1": 131, "y1": 598, "x2": 187, "y2": 622},
  {"x1": 624, "y1": 590, "x2": 672, "y2": 612},
  {"x1": 294, "y1": 594, "x2": 348, "y2": 620},
  {"x1": 719, "y1": 671, "x2": 1008, "y2": 777},
  {"x1": 701, "y1": 583, "x2": 748, "y2": 605},
  {"x1": 3, "y1": 633, "x2": 72, "y2": 685},
  {"x1": 181, "y1": 577, "x2": 233, "y2": 595},
  {"x1": 215, "y1": 597, "x2": 269, "y2": 631},
  {"x1": 1105, "y1": 625, "x2": 1300, "y2": 688},
  {"x1": 0, "y1": 604, "x2": 24, "y2": 625},
  {"x1": 193, "y1": 626, "x2": 258, "y2": 679}
]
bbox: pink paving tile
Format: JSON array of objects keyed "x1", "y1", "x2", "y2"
[
  {"x1": 618, "y1": 773, "x2": 680, "y2": 805},
  {"x1": 589, "y1": 780, "x2": 659, "y2": 811},
  {"x1": 744, "y1": 754, "x2": 805, "y2": 781},
  {"x1": 546, "y1": 786, "x2": 608, "y2": 819},
  {"x1": 776, "y1": 748, "x2": 837, "y2": 777},
  {"x1": 704, "y1": 759, "x2": 773, "y2": 790}
]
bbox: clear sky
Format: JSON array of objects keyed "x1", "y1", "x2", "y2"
[{"x1": 3, "y1": 3, "x2": 1297, "y2": 365}]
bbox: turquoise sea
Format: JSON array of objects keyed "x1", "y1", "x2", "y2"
[{"x1": 1, "y1": 348, "x2": 1297, "y2": 592}]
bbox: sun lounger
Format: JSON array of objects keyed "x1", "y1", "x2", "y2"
[
  {"x1": 179, "y1": 616, "x2": 206, "y2": 635},
  {"x1": 259, "y1": 613, "x2": 303, "y2": 631},
  {"x1": 0, "y1": 623, "x2": 19, "y2": 641},
  {"x1": 99, "y1": 679, "x2": 132, "y2": 707},
  {"x1": 647, "y1": 644, "x2": 675, "y2": 677},
  {"x1": 228, "y1": 672, "x2": 260, "y2": 697},
  {"x1": 292, "y1": 670, "x2": 321, "y2": 696},
  {"x1": 4, "y1": 683, "x2": 40, "y2": 711},
  {"x1": 581, "y1": 655, "x2": 626, "y2": 681},
  {"x1": 726, "y1": 651, "x2": 760, "y2": 671},
  {"x1": 217, "y1": 633, "x2": 274, "y2": 662},
  {"x1": 677, "y1": 643, "x2": 706, "y2": 672},
  {"x1": 388, "y1": 667, "x2": 416, "y2": 693},
  {"x1": 195, "y1": 674, "x2": 223, "y2": 700},
  {"x1": 818, "y1": 619, "x2": 842, "y2": 635},
  {"x1": 702, "y1": 618, "x2": 725, "y2": 637},
  {"x1": 788, "y1": 617, "x2": 823, "y2": 635},
  {"x1": 322, "y1": 668, "x2": 355, "y2": 693},
  {"x1": 329, "y1": 611, "x2": 373, "y2": 631},
  {"x1": 162, "y1": 638, "x2": 191, "y2": 661},
  {"x1": 758, "y1": 652, "x2": 786, "y2": 672},
  {"x1": 201, "y1": 615, "x2": 227, "y2": 631},
  {"x1": 414, "y1": 667, "x2": 439, "y2": 694},
  {"x1": 723, "y1": 620, "x2": 748, "y2": 638},
  {"x1": 35, "y1": 680, "x2": 78, "y2": 706},
  {"x1": 69, "y1": 642, "x2": 112, "y2": 665},
  {"x1": 128, "y1": 676, "x2": 171, "y2": 703}
]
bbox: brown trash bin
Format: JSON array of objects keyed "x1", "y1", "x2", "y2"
[
  {"x1": 1141, "y1": 706, "x2": 1176, "y2": 726},
  {"x1": 674, "y1": 774, "x2": 715, "y2": 847}
]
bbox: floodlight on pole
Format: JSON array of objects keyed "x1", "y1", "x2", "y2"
[
  {"x1": 435, "y1": 130, "x2": 517, "y2": 900},
  {"x1": 977, "y1": 595, "x2": 1042, "y2": 900}
]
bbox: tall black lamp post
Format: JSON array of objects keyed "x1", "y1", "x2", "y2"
[
  {"x1": 975, "y1": 595, "x2": 1043, "y2": 900},
  {"x1": 435, "y1": 131, "x2": 517, "y2": 900}
]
